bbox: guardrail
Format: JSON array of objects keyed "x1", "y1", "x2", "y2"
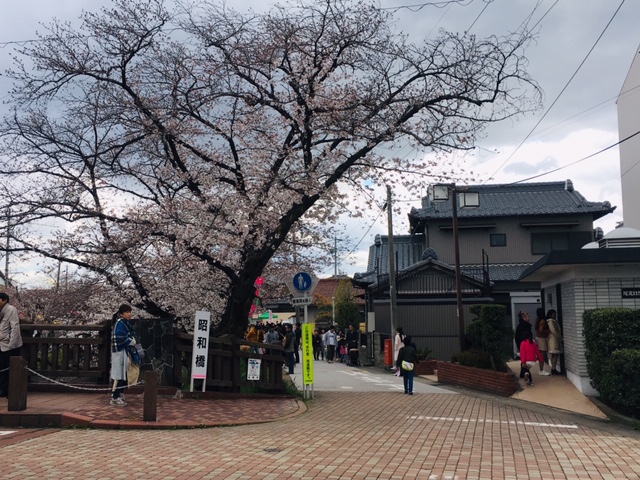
[{"x1": 19, "y1": 324, "x2": 111, "y2": 384}]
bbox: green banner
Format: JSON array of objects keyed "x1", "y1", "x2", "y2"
[{"x1": 302, "y1": 323, "x2": 315, "y2": 385}]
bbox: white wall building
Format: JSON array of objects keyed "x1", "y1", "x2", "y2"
[{"x1": 617, "y1": 44, "x2": 640, "y2": 229}]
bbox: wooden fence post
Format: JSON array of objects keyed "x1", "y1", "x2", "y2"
[
  {"x1": 142, "y1": 370, "x2": 159, "y2": 422},
  {"x1": 8, "y1": 356, "x2": 28, "y2": 411}
]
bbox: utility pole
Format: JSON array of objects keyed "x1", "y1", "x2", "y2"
[
  {"x1": 386, "y1": 186, "x2": 397, "y2": 358},
  {"x1": 334, "y1": 233, "x2": 338, "y2": 276},
  {"x1": 4, "y1": 208, "x2": 10, "y2": 292},
  {"x1": 451, "y1": 186, "x2": 465, "y2": 352}
]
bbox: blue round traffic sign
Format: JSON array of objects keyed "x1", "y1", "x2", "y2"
[{"x1": 293, "y1": 272, "x2": 312, "y2": 292}]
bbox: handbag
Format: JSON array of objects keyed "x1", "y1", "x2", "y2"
[
  {"x1": 135, "y1": 343, "x2": 145, "y2": 360},
  {"x1": 401, "y1": 360, "x2": 414, "y2": 371}
]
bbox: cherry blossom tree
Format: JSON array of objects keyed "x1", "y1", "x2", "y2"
[{"x1": 0, "y1": 0, "x2": 540, "y2": 335}]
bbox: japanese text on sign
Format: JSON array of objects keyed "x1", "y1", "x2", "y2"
[
  {"x1": 302, "y1": 323, "x2": 314, "y2": 385},
  {"x1": 191, "y1": 311, "x2": 211, "y2": 383}
]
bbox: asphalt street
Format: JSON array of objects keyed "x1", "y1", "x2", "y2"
[{"x1": 288, "y1": 357, "x2": 457, "y2": 395}]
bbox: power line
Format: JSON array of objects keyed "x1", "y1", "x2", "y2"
[
  {"x1": 511, "y1": 128, "x2": 640, "y2": 185},
  {"x1": 465, "y1": 0, "x2": 493, "y2": 33},
  {"x1": 486, "y1": 0, "x2": 625, "y2": 182},
  {"x1": 379, "y1": 0, "x2": 475, "y2": 13}
]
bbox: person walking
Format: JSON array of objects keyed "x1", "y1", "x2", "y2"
[
  {"x1": 534, "y1": 307, "x2": 550, "y2": 375},
  {"x1": 514, "y1": 311, "x2": 532, "y2": 353},
  {"x1": 519, "y1": 331, "x2": 544, "y2": 386},
  {"x1": 312, "y1": 329, "x2": 322, "y2": 360},
  {"x1": 293, "y1": 323, "x2": 302, "y2": 364},
  {"x1": 395, "y1": 335, "x2": 419, "y2": 395},
  {"x1": 546, "y1": 309, "x2": 563, "y2": 375},
  {"x1": 319, "y1": 328, "x2": 326, "y2": 360},
  {"x1": 324, "y1": 326, "x2": 338, "y2": 363},
  {"x1": 283, "y1": 324, "x2": 296, "y2": 374},
  {"x1": 0, "y1": 293, "x2": 23, "y2": 398},
  {"x1": 392, "y1": 327, "x2": 405, "y2": 372},
  {"x1": 110, "y1": 304, "x2": 137, "y2": 406}
]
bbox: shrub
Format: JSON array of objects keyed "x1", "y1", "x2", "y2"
[
  {"x1": 463, "y1": 304, "x2": 510, "y2": 371},
  {"x1": 598, "y1": 349, "x2": 640, "y2": 417},
  {"x1": 452, "y1": 349, "x2": 493, "y2": 370},
  {"x1": 583, "y1": 308, "x2": 640, "y2": 389},
  {"x1": 583, "y1": 308, "x2": 640, "y2": 417},
  {"x1": 416, "y1": 347, "x2": 433, "y2": 360}
]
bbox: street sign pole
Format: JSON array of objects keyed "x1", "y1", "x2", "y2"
[{"x1": 286, "y1": 271, "x2": 317, "y2": 400}]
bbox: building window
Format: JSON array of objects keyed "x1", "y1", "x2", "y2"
[
  {"x1": 490, "y1": 233, "x2": 506, "y2": 247},
  {"x1": 531, "y1": 231, "x2": 592, "y2": 255}
]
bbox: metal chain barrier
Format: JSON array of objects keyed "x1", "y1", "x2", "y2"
[{"x1": 25, "y1": 367, "x2": 146, "y2": 392}]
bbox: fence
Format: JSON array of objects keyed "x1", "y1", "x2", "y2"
[
  {"x1": 173, "y1": 332, "x2": 285, "y2": 393},
  {"x1": 19, "y1": 324, "x2": 111, "y2": 384},
  {"x1": 17, "y1": 323, "x2": 285, "y2": 393}
]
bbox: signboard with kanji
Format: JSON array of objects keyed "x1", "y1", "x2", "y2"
[
  {"x1": 190, "y1": 310, "x2": 211, "y2": 392},
  {"x1": 302, "y1": 323, "x2": 314, "y2": 385}
]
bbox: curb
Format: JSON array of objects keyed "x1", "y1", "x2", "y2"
[
  {"x1": 2, "y1": 395, "x2": 307, "y2": 430},
  {"x1": 587, "y1": 397, "x2": 640, "y2": 430}
]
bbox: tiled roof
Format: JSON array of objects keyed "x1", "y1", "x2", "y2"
[
  {"x1": 353, "y1": 233, "x2": 532, "y2": 285},
  {"x1": 409, "y1": 180, "x2": 615, "y2": 225},
  {"x1": 463, "y1": 264, "x2": 533, "y2": 282},
  {"x1": 364, "y1": 234, "x2": 424, "y2": 274},
  {"x1": 313, "y1": 277, "x2": 365, "y2": 304}
]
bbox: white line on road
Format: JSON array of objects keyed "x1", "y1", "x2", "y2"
[
  {"x1": 0, "y1": 431, "x2": 17, "y2": 436},
  {"x1": 410, "y1": 416, "x2": 578, "y2": 429}
]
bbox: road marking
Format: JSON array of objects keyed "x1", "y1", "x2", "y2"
[
  {"x1": 340, "y1": 386, "x2": 354, "y2": 390},
  {"x1": 0, "y1": 431, "x2": 17, "y2": 436},
  {"x1": 410, "y1": 416, "x2": 578, "y2": 429}
]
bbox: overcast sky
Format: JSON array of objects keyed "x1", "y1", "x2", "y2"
[{"x1": 1, "y1": 0, "x2": 639, "y2": 285}]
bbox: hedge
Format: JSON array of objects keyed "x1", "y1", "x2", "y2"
[{"x1": 583, "y1": 308, "x2": 640, "y2": 417}]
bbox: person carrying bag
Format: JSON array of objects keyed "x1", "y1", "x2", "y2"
[{"x1": 395, "y1": 335, "x2": 419, "y2": 395}]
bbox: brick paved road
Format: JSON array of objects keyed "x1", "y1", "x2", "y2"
[{"x1": 3, "y1": 391, "x2": 640, "y2": 479}]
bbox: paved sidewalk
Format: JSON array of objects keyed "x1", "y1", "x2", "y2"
[
  {"x1": 2, "y1": 390, "x2": 639, "y2": 479},
  {"x1": 0, "y1": 362, "x2": 611, "y2": 429},
  {"x1": 0, "y1": 390, "x2": 304, "y2": 429}
]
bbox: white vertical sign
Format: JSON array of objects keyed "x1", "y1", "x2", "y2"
[
  {"x1": 247, "y1": 358, "x2": 261, "y2": 381},
  {"x1": 190, "y1": 310, "x2": 211, "y2": 392}
]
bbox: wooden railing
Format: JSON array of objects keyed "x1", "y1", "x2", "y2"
[
  {"x1": 173, "y1": 332, "x2": 285, "y2": 393},
  {"x1": 18, "y1": 323, "x2": 286, "y2": 393},
  {"x1": 19, "y1": 324, "x2": 111, "y2": 384}
]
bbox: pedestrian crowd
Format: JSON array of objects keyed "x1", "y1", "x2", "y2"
[
  {"x1": 515, "y1": 307, "x2": 563, "y2": 386},
  {"x1": 242, "y1": 322, "x2": 362, "y2": 372}
]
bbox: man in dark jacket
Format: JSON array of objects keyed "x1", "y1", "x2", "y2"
[
  {"x1": 396, "y1": 336, "x2": 419, "y2": 395},
  {"x1": 345, "y1": 324, "x2": 359, "y2": 349},
  {"x1": 283, "y1": 324, "x2": 296, "y2": 374},
  {"x1": 293, "y1": 322, "x2": 302, "y2": 364},
  {"x1": 514, "y1": 311, "x2": 532, "y2": 353}
]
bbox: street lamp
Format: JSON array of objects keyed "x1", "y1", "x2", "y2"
[{"x1": 429, "y1": 184, "x2": 479, "y2": 352}]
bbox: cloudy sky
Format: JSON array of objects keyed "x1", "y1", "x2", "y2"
[{"x1": 1, "y1": 0, "x2": 639, "y2": 285}]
